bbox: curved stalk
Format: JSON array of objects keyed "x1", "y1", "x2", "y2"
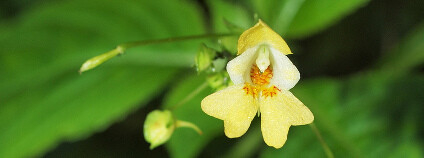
[{"x1": 79, "y1": 33, "x2": 236, "y2": 73}]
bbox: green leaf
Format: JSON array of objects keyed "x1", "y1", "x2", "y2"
[
  {"x1": 0, "y1": 0, "x2": 206, "y2": 100},
  {"x1": 250, "y1": 0, "x2": 306, "y2": 35},
  {"x1": 250, "y1": 0, "x2": 370, "y2": 38},
  {"x1": 286, "y1": 0, "x2": 369, "y2": 38},
  {"x1": 260, "y1": 73, "x2": 424, "y2": 157},
  {"x1": 0, "y1": 66, "x2": 177, "y2": 158},
  {"x1": 0, "y1": 0, "x2": 205, "y2": 157},
  {"x1": 163, "y1": 74, "x2": 223, "y2": 158},
  {"x1": 207, "y1": 0, "x2": 253, "y2": 32},
  {"x1": 377, "y1": 21, "x2": 424, "y2": 74}
]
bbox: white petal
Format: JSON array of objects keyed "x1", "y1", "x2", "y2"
[
  {"x1": 226, "y1": 46, "x2": 258, "y2": 84},
  {"x1": 269, "y1": 48, "x2": 300, "y2": 90}
]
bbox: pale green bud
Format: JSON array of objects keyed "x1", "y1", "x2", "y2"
[
  {"x1": 207, "y1": 71, "x2": 233, "y2": 91},
  {"x1": 211, "y1": 58, "x2": 227, "y2": 73},
  {"x1": 143, "y1": 110, "x2": 175, "y2": 149},
  {"x1": 195, "y1": 44, "x2": 216, "y2": 72},
  {"x1": 79, "y1": 46, "x2": 124, "y2": 74},
  {"x1": 143, "y1": 110, "x2": 202, "y2": 149}
]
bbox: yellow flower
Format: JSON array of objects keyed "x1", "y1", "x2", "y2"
[{"x1": 201, "y1": 20, "x2": 314, "y2": 148}]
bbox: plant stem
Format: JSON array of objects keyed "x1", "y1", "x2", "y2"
[
  {"x1": 175, "y1": 120, "x2": 202, "y2": 135},
  {"x1": 310, "y1": 123, "x2": 334, "y2": 158},
  {"x1": 119, "y1": 33, "x2": 236, "y2": 49},
  {"x1": 169, "y1": 81, "x2": 209, "y2": 111},
  {"x1": 79, "y1": 33, "x2": 236, "y2": 73}
]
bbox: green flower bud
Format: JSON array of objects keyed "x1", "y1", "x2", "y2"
[
  {"x1": 79, "y1": 46, "x2": 124, "y2": 74},
  {"x1": 195, "y1": 44, "x2": 216, "y2": 72},
  {"x1": 207, "y1": 71, "x2": 233, "y2": 91},
  {"x1": 143, "y1": 110, "x2": 202, "y2": 149},
  {"x1": 143, "y1": 110, "x2": 175, "y2": 149},
  {"x1": 211, "y1": 58, "x2": 227, "y2": 73}
]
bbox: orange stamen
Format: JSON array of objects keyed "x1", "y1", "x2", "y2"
[
  {"x1": 250, "y1": 64, "x2": 273, "y2": 86},
  {"x1": 262, "y1": 86, "x2": 281, "y2": 98},
  {"x1": 243, "y1": 65, "x2": 280, "y2": 98},
  {"x1": 242, "y1": 83, "x2": 258, "y2": 97}
]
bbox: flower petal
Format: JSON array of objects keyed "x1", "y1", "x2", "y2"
[
  {"x1": 227, "y1": 47, "x2": 257, "y2": 84},
  {"x1": 237, "y1": 20, "x2": 292, "y2": 55},
  {"x1": 201, "y1": 84, "x2": 257, "y2": 138},
  {"x1": 260, "y1": 89, "x2": 313, "y2": 148},
  {"x1": 269, "y1": 48, "x2": 300, "y2": 90}
]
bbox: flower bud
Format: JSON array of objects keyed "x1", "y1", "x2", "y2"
[
  {"x1": 207, "y1": 71, "x2": 233, "y2": 91},
  {"x1": 211, "y1": 58, "x2": 227, "y2": 73},
  {"x1": 79, "y1": 46, "x2": 124, "y2": 74},
  {"x1": 195, "y1": 44, "x2": 216, "y2": 72},
  {"x1": 143, "y1": 110, "x2": 202, "y2": 149},
  {"x1": 143, "y1": 110, "x2": 175, "y2": 149}
]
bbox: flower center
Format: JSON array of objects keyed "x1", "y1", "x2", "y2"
[
  {"x1": 255, "y1": 45, "x2": 271, "y2": 73},
  {"x1": 243, "y1": 64, "x2": 280, "y2": 98},
  {"x1": 250, "y1": 64, "x2": 272, "y2": 86},
  {"x1": 242, "y1": 45, "x2": 281, "y2": 98}
]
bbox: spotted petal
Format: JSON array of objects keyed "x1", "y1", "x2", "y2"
[
  {"x1": 201, "y1": 84, "x2": 257, "y2": 138},
  {"x1": 260, "y1": 89, "x2": 313, "y2": 148}
]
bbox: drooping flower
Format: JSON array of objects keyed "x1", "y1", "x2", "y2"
[{"x1": 201, "y1": 20, "x2": 314, "y2": 148}]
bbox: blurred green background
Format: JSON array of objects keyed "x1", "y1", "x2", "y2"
[{"x1": 1, "y1": 0, "x2": 423, "y2": 157}]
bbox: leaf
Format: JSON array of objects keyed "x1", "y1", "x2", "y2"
[
  {"x1": 0, "y1": 0, "x2": 205, "y2": 157},
  {"x1": 163, "y1": 74, "x2": 223, "y2": 158},
  {"x1": 207, "y1": 0, "x2": 253, "y2": 32},
  {"x1": 0, "y1": 66, "x2": 177, "y2": 158},
  {"x1": 0, "y1": 0, "x2": 206, "y2": 100},
  {"x1": 286, "y1": 0, "x2": 369, "y2": 38},
  {"x1": 250, "y1": 0, "x2": 306, "y2": 36},
  {"x1": 377, "y1": 21, "x2": 424, "y2": 74},
  {"x1": 260, "y1": 73, "x2": 424, "y2": 157},
  {"x1": 249, "y1": 0, "x2": 370, "y2": 38}
]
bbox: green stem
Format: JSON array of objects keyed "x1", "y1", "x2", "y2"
[
  {"x1": 120, "y1": 33, "x2": 235, "y2": 49},
  {"x1": 310, "y1": 123, "x2": 334, "y2": 158},
  {"x1": 169, "y1": 81, "x2": 209, "y2": 111},
  {"x1": 79, "y1": 33, "x2": 236, "y2": 73},
  {"x1": 175, "y1": 120, "x2": 202, "y2": 135}
]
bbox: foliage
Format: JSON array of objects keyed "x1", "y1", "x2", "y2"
[{"x1": 0, "y1": 0, "x2": 423, "y2": 157}]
